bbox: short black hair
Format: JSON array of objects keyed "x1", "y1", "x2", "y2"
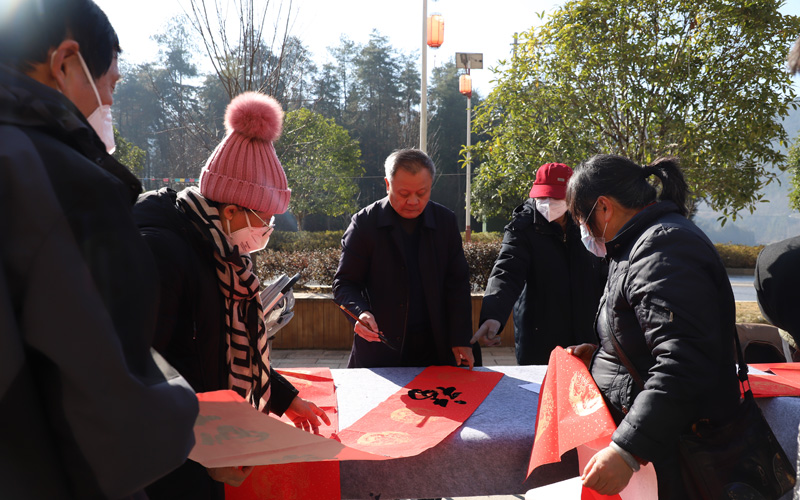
[{"x1": 0, "y1": 0, "x2": 121, "y2": 79}]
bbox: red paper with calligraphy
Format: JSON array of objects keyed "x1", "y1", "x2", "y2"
[
  {"x1": 528, "y1": 347, "x2": 617, "y2": 476},
  {"x1": 336, "y1": 366, "x2": 504, "y2": 457},
  {"x1": 226, "y1": 368, "x2": 340, "y2": 500}
]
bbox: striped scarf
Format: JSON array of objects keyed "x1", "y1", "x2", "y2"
[{"x1": 176, "y1": 187, "x2": 271, "y2": 411}]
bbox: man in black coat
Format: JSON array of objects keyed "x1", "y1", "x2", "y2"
[
  {"x1": 0, "y1": 1, "x2": 198, "y2": 497},
  {"x1": 473, "y1": 163, "x2": 606, "y2": 365},
  {"x1": 333, "y1": 149, "x2": 478, "y2": 369}
]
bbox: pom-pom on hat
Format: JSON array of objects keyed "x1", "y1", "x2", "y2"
[
  {"x1": 529, "y1": 163, "x2": 572, "y2": 199},
  {"x1": 200, "y1": 92, "x2": 291, "y2": 214}
]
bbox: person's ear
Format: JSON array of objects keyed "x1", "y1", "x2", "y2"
[
  {"x1": 221, "y1": 204, "x2": 238, "y2": 221},
  {"x1": 597, "y1": 195, "x2": 614, "y2": 223},
  {"x1": 384, "y1": 177, "x2": 390, "y2": 193},
  {"x1": 49, "y1": 40, "x2": 80, "y2": 91}
]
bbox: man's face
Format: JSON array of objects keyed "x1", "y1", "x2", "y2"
[
  {"x1": 385, "y1": 166, "x2": 433, "y2": 219},
  {"x1": 59, "y1": 51, "x2": 120, "y2": 119}
]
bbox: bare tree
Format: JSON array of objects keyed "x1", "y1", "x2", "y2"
[{"x1": 185, "y1": 0, "x2": 298, "y2": 101}]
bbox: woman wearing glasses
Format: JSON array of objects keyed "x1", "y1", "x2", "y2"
[
  {"x1": 133, "y1": 92, "x2": 329, "y2": 499},
  {"x1": 565, "y1": 154, "x2": 740, "y2": 499}
]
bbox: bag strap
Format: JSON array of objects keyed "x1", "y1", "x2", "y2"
[
  {"x1": 607, "y1": 321, "x2": 753, "y2": 401},
  {"x1": 607, "y1": 329, "x2": 646, "y2": 390},
  {"x1": 732, "y1": 327, "x2": 754, "y2": 401}
]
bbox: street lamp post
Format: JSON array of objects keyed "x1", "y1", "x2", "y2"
[
  {"x1": 420, "y1": 0, "x2": 428, "y2": 152},
  {"x1": 456, "y1": 52, "x2": 482, "y2": 242},
  {"x1": 420, "y1": 1, "x2": 444, "y2": 153}
]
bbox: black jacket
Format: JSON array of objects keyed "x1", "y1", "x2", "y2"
[
  {"x1": 591, "y1": 201, "x2": 740, "y2": 496},
  {"x1": 755, "y1": 235, "x2": 800, "y2": 349},
  {"x1": 0, "y1": 64, "x2": 197, "y2": 498},
  {"x1": 479, "y1": 199, "x2": 606, "y2": 364},
  {"x1": 133, "y1": 188, "x2": 298, "y2": 500},
  {"x1": 333, "y1": 198, "x2": 478, "y2": 368}
]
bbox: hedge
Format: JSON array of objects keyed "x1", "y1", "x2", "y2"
[{"x1": 255, "y1": 231, "x2": 762, "y2": 291}]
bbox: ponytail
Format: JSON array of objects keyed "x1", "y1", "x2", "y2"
[
  {"x1": 567, "y1": 154, "x2": 690, "y2": 223},
  {"x1": 646, "y1": 157, "x2": 688, "y2": 216}
]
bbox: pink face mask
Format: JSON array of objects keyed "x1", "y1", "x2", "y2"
[{"x1": 227, "y1": 210, "x2": 275, "y2": 254}]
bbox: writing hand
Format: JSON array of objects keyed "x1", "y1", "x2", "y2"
[
  {"x1": 353, "y1": 311, "x2": 382, "y2": 342},
  {"x1": 471, "y1": 319, "x2": 502, "y2": 347},
  {"x1": 452, "y1": 346, "x2": 475, "y2": 370}
]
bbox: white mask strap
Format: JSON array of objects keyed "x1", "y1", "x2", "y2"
[{"x1": 75, "y1": 51, "x2": 103, "y2": 107}]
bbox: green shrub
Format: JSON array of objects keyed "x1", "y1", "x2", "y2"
[
  {"x1": 256, "y1": 248, "x2": 341, "y2": 289},
  {"x1": 268, "y1": 230, "x2": 343, "y2": 252},
  {"x1": 464, "y1": 240, "x2": 502, "y2": 291},
  {"x1": 465, "y1": 231, "x2": 504, "y2": 243},
  {"x1": 256, "y1": 236, "x2": 504, "y2": 292},
  {"x1": 715, "y1": 243, "x2": 764, "y2": 269}
]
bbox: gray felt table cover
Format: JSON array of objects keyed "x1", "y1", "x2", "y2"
[
  {"x1": 333, "y1": 366, "x2": 800, "y2": 500},
  {"x1": 335, "y1": 366, "x2": 577, "y2": 499}
]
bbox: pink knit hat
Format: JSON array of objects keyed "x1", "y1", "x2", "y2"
[{"x1": 200, "y1": 92, "x2": 291, "y2": 214}]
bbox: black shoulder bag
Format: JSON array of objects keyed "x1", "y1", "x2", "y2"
[{"x1": 607, "y1": 326, "x2": 796, "y2": 500}]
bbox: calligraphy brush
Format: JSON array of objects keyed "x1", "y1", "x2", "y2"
[{"x1": 337, "y1": 304, "x2": 398, "y2": 351}]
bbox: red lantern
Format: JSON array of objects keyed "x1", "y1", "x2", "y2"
[
  {"x1": 427, "y1": 14, "x2": 444, "y2": 48},
  {"x1": 459, "y1": 74, "x2": 472, "y2": 97}
]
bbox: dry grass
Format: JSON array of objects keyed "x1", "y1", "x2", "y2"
[{"x1": 736, "y1": 301, "x2": 767, "y2": 324}]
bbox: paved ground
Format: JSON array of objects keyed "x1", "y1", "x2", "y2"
[{"x1": 271, "y1": 347, "x2": 526, "y2": 500}]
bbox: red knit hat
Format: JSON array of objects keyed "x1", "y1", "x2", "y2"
[
  {"x1": 200, "y1": 92, "x2": 291, "y2": 214},
  {"x1": 529, "y1": 163, "x2": 572, "y2": 199}
]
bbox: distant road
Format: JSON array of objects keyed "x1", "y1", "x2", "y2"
[{"x1": 730, "y1": 274, "x2": 756, "y2": 302}]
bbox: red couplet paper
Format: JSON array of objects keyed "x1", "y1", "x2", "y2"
[
  {"x1": 767, "y1": 366, "x2": 800, "y2": 386},
  {"x1": 528, "y1": 347, "x2": 617, "y2": 477},
  {"x1": 336, "y1": 366, "x2": 504, "y2": 458},
  {"x1": 746, "y1": 373, "x2": 800, "y2": 397},
  {"x1": 226, "y1": 368, "x2": 341, "y2": 500},
  {"x1": 749, "y1": 363, "x2": 800, "y2": 372},
  {"x1": 582, "y1": 487, "x2": 623, "y2": 500}
]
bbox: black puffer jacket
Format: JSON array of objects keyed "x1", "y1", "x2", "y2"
[
  {"x1": 755, "y1": 235, "x2": 800, "y2": 349},
  {"x1": 591, "y1": 201, "x2": 740, "y2": 496},
  {"x1": 133, "y1": 188, "x2": 298, "y2": 500},
  {"x1": 479, "y1": 199, "x2": 606, "y2": 364}
]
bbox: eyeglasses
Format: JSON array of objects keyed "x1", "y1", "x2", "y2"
[
  {"x1": 248, "y1": 209, "x2": 275, "y2": 229},
  {"x1": 578, "y1": 199, "x2": 600, "y2": 227}
]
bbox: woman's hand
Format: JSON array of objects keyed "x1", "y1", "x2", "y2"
[
  {"x1": 283, "y1": 396, "x2": 331, "y2": 435},
  {"x1": 207, "y1": 466, "x2": 254, "y2": 487},
  {"x1": 565, "y1": 343, "x2": 597, "y2": 369},
  {"x1": 581, "y1": 446, "x2": 634, "y2": 495}
]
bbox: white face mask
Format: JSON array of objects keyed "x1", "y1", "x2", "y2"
[
  {"x1": 535, "y1": 198, "x2": 568, "y2": 222},
  {"x1": 580, "y1": 223, "x2": 607, "y2": 258},
  {"x1": 227, "y1": 210, "x2": 274, "y2": 254},
  {"x1": 74, "y1": 52, "x2": 116, "y2": 154},
  {"x1": 579, "y1": 199, "x2": 608, "y2": 258}
]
